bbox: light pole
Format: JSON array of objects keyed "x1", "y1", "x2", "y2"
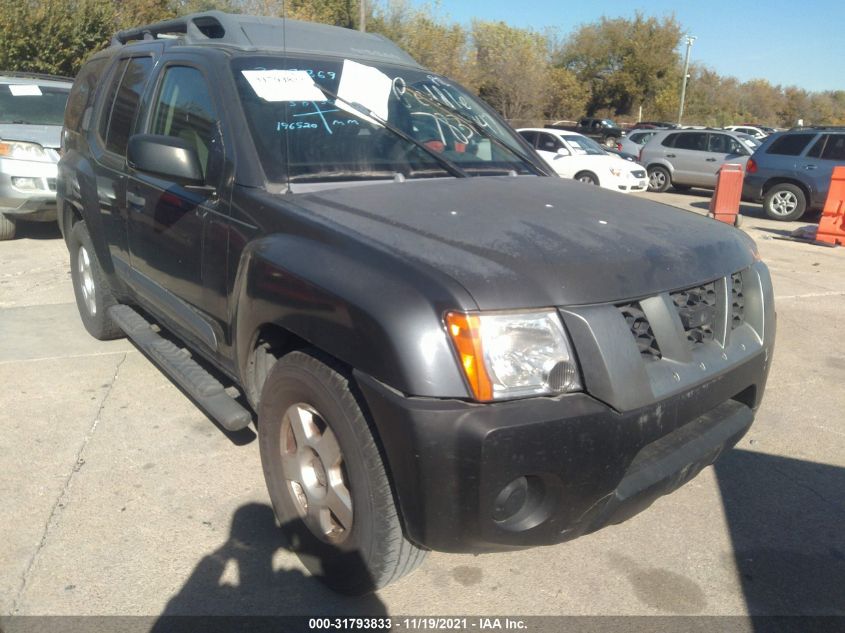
[
  {"x1": 359, "y1": 0, "x2": 366, "y2": 31},
  {"x1": 677, "y1": 35, "x2": 696, "y2": 125}
]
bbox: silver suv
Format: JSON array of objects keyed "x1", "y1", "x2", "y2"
[
  {"x1": 0, "y1": 73, "x2": 73, "y2": 239},
  {"x1": 640, "y1": 129, "x2": 753, "y2": 193}
]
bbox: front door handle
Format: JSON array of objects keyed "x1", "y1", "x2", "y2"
[
  {"x1": 666, "y1": 153, "x2": 676, "y2": 158},
  {"x1": 706, "y1": 158, "x2": 718, "y2": 162},
  {"x1": 804, "y1": 164, "x2": 818, "y2": 170}
]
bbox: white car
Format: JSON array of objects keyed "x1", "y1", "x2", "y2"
[
  {"x1": 724, "y1": 125, "x2": 768, "y2": 139},
  {"x1": 518, "y1": 128, "x2": 648, "y2": 193}
]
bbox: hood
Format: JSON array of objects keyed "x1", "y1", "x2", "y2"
[
  {"x1": 0, "y1": 124, "x2": 62, "y2": 149},
  {"x1": 291, "y1": 176, "x2": 756, "y2": 309}
]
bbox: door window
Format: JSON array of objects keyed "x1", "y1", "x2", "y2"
[
  {"x1": 518, "y1": 130, "x2": 538, "y2": 147},
  {"x1": 673, "y1": 133, "x2": 707, "y2": 151},
  {"x1": 150, "y1": 66, "x2": 218, "y2": 180},
  {"x1": 820, "y1": 135, "x2": 845, "y2": 161},
  {"x1": 708, "y1": 134, "x2": 745, "y2": 155},
  {"x1": 536, "y1": 133, "x2": 562, "y2": 152},
  {"x1": 104, "y1": 57, "x2": 154, "y2": 156}
]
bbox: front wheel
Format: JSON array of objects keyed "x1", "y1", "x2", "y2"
[
  {"x1": 69, "y1": 222, "x2": 123, "y2": 340},
  {"x1": 648, "y1": 165, "x2": 671, "y2": 192},
  {"x1": 764, "y1": 183, "x2": 806, "y2": 221},
  {"x1": 574, "y1": 171, "x2": 599, "y2": 185},
  {"x1": 258, "y1": 350, "x2": 427, "y2": 594}
]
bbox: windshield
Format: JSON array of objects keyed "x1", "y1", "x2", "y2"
[
  {"x1": 0, "y1": 84, "x2": 70, "y2": 125},
  {"x1": 562, "y1": 135, "x2": 608, "y2": 156},
  {"x1": 232, "y1": 56, "x2": 543, "y2": 185},
  {"x1": 602, "y1": 119, "x2": 618, "y2": 128}
]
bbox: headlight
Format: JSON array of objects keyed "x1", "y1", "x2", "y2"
[
  {"x1": 445, "y1": 310, "x2": 582, "y2": 401},
  {"x1": 0, "y1": 140, "x2": 50, "y2": 162},
  {"x1": 609, "y1": 167, "x2": 622, "y2": 177}
]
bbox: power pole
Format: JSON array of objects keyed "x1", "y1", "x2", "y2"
[
  {"x1": 677, "y1": 35, "x2": 696, "y2": 126},
  {"x1": 359, "y1": 0, "x2": 366, "y2": 32}
]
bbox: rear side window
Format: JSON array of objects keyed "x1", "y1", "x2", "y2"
[
  {"x1": 519, "y1": 130, "x2": 538, "y2": 147},
  {"x1": 821, "y1": 135, "x2": 845, "y2": 161},
  {"x1": 766, "y1": 133, "x2": 815, "y2": 156},
  {"x1": 101, "y1": 57, "x2": 154, "y2": 156},
  {"x1": 536, "y1": 133, "x2": 562, "y2": 152},
  {"x1": 65, "y1": 58, "x2": 108, "y2": 132},
  {"x1": 662, "y1": 133, "x2": 678, "y2": 147},
  {"x1": 806, "y1": 135, "x2": 826, "y2": 158}
]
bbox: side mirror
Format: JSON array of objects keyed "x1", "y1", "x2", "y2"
[
  {"x1": 556, "y1": 147, "x2": 571, "y2": 157},
  {"x1": 128, "y1": 134, "x2": 204, "y2": 187}
]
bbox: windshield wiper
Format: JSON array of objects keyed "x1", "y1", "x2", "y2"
[
  {"x1": 405, "y1": 88, "x2": 550, "y2": 177},
  {"x1": 313, "y1": 84, "x2": 469, "y2": 180}
]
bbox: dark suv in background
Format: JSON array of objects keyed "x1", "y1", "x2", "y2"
[{"x1": 743, "y1": 127, "x2": 845, "y2": 221}]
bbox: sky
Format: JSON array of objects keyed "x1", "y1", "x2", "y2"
[{"x1": 405, "y1": 0, "x2": 845, "y2": 93}]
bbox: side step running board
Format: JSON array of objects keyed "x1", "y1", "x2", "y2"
[{"x1": 108, "y1": 305, "x2": 252, "y2": 432}]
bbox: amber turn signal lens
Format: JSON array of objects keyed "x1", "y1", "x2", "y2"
[{"x1": 445, "y1": 312, "x2": 493, "y2": 401}]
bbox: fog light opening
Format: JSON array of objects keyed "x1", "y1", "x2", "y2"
[{"x1": 492, "y1": 475, "x2": 551, "y2": 532}]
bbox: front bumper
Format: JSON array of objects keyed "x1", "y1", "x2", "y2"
[
  {"x1": 0, "y1": 157, "x2": 59, "y2": 220},
  {"x1": 357, "y1": 262, "x2": 775, "y2": 553}
]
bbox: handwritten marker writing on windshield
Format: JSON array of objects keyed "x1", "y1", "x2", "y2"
[{"x1": 599, "y1": 220, "x2": 608, "y2": 225}]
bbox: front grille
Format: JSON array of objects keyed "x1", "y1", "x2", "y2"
[
  {"x1": 731, "y1": 272, "x2": 745, "y2": 329},
  {"x1": 671, "y1": 281, "x2": 718, "y2": 348},
  {"x1": 618, "y1": 302, "x2": 661, "y2": 359},
  {"x1": 631, "y1": 169, "x2": 646, "y2": 178}
]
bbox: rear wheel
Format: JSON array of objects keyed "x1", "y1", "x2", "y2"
[
  {"x1": 764, "y1": 183, "x2": 806, "y2": 221},
  {"x1": 258, "y1": 350, "x2": 427, "y2": 594},
  {"x1": 574, "y1": 171, "x2": 599, "y2": 185},
  {"x1": 69, "y1": 222, "x2": 123, "y2": 340},
  {"x1": 648, "y1": 165, "x2": 671, "y2": 192},
  {"x1": 0, "y1": 213, "x2": 16, "y2": 240}
]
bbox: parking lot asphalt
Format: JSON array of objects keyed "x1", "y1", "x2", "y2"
[{"x1": 1, "y1": 191, "x2": 843, "y2": 621}]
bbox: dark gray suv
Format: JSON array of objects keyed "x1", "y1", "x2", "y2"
[{"x1": 743, "y1": 127, "x2": 845, "y2": 221}]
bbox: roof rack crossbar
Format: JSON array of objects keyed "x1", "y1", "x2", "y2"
[{"x1": 111, "y1": 12, "x2": 232, "y2": 47}]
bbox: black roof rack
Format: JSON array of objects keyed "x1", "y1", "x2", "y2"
[
  {"x1": 111, "y1": 11, "x2": 422, "y2": 69},
  {"x1": 0, "y1": 71, "x2": 73, "y2": 83}
]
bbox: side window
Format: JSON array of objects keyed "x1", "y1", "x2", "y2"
[
  {"x1": 662, "y1": 133, "x2": 678, "y2": 148},
  {"x1": 98, "y1": 59, "x2": 129, "y2": 141},
  {"x1": 65, "y1": 58, "x2": 108, "y2": 132},
  {"x1": 806, "y1": 135, "x2": 826, "y2": 158},
  {"x1": 104, "y1": 57, "x2": 154, "y2": 156},
  {"x1": 766, "y1": 133, "x2": 815, "y2": 156},
  {"x1": 518, "y1": 130, "x2": 538, "y2": 147},
  {"x1": 149, "y1": 66, "x2": 218, "y2": 180},
  {"x1": 674, "y1": 133, "x2": 707, "y2": 151},
  {"x1": 536, "y1": 133, "x2": 561, "y2": 152},
  {"x1": 708, "y1": 134, "x2": 729, "y2": 154},
  {"x1": 821, "y1": 135, "x2": 845, "y2": 161},
  {"x1": 579, "y1": 119, "x2": 589, "y2": 128}
]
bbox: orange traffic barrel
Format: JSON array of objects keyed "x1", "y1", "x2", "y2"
[
  {"x1": 709, "y1": 163, "x2": 744, "y2": 227},
  {"x1": 816, "y1": 165, "x2": 845, "y2": 246}
]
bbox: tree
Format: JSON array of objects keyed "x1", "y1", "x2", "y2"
[
  {"x1": 544, "y1": 67, "x2": 588, "y2": 121},
  {"x1": 471, "y1": 20, "x2": 549, "y2": 122},
  {"x1": 559, "y1": 13, "x2": 682, "y2": 117}
]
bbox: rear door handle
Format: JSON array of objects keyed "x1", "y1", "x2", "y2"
[{"x1": 706, "y1": 158, "x2": 718, "y2": 162}]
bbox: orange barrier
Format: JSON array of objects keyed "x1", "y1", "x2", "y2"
[
  {"x1": 708, "y1": 163, "x2": 744, "y2": 227},
  {"x1": 816, "y1": 165, "x2": 845, "y2": 246}
]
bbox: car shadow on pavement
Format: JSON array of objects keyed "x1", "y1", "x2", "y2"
[
  {"x1": 714, "y1": 448, "x2": 845, "y2": 619},
  {"x1": 13, "y1": 219, "x2": 62, "y2": 240},
  {"x1": 151, "y1": 503, "x2": 386, "y2": 631}
]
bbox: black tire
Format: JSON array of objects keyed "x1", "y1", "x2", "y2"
[
  {"x1": 648, "y1": 165, "x2": 671, "y2": 193},
  {"x1": 258, "y1": 350, "x2": 427, "y2": 594},
  {"x1": 0, "y1": 213, "x2": 16, "y2": 240},
  {"x1": 69, "y1": 222, "x2": 123, "y2": 340},
  {"x1": 763, "y1": 183, "x2": 807, "y2": 221},
  {"x1": 574, "y1": 171, "x2": 599, "y2": 185}
]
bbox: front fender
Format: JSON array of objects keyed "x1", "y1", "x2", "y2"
[{"x1": 232, "y1": 234, "x2": 475, "y2": 398}]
